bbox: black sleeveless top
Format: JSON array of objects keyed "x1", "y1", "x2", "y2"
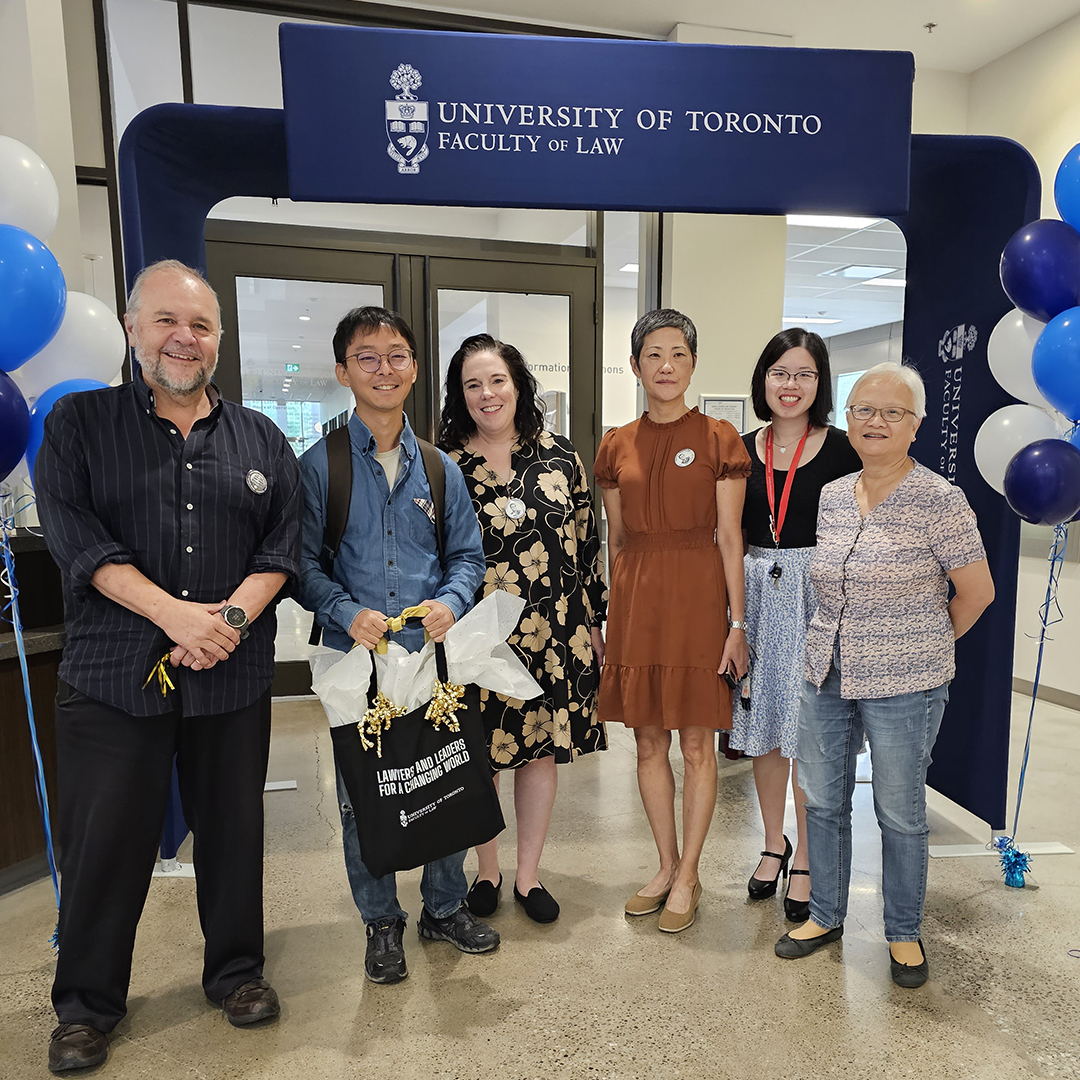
[{"x1": 741, "y1": 425, "x2": 862, "y2": 549}]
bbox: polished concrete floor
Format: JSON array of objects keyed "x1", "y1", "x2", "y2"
[{"x1": 2, "y1": 693, "x2": 1080, "y2": 1079}]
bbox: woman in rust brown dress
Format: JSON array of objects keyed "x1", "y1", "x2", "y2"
[{"x1": 594, "y1": 309, "x2": 751, "y2": 933}]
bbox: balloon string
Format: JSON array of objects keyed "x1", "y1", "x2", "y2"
[
  {"x1": 1012, "y1": 520, "x2": 1069, "y2": 842},
  {"x1": 0, "y1": 510, "x2": 61, "y2": 947}
]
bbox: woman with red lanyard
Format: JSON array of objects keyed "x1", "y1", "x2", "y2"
[{"x1": 730, "y1": 329, "x2": 861, "y2": 921}]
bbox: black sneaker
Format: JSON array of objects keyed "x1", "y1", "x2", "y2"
[
  {"x1": 417, "y1": 904, "x2": 500, "y2": 954},
  {"x1": 365, "y1": 917, "x2": 407, "y2": 983}
]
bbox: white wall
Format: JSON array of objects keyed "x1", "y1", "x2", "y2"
[{"x1": 969, "y1": 10, "x2": 1080, "y2": 218}]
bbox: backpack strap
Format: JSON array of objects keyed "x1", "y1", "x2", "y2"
[
  {"x1": 309, "y1": 424, "x2": 353, "y2": 646},
  {"x1": 416, "y1": 438, "x2": 446, "y2": 569}
]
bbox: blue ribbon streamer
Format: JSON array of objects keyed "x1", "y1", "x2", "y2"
[{"x1": 1, "y1": 514, "x2": 61, "y2": 946}]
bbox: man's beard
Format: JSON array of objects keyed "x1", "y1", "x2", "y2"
[{"x1": 136, "y1": 342, "x2": 217, "y2": 397}]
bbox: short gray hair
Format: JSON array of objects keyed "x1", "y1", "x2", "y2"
[
  {"x1": 127, "y1": 259, "x2": 222, "y2": 331},
  {"x1": 850, "y1": 361, "x2": 926, "y2": 418},
  {"x1": 630, "y1": 308, "x2": 698, "y2": 359}
]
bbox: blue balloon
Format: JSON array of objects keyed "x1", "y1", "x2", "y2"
[
  {"x1": 1055, "y1": 142, "x2": 1080, "y2": 234},
  {"x1": 1032, "y1": 306, "x2": 1080, "y2": 420},
  {"x1": 999, "y1": 219, "x2": 1080, "y2": 323},
  {"x1": 25, "y1": 378, "x2": 108, "y2": 479},
  {"x1": 0, "y1": 370, "x2": 30, "y2": 483},
  {"x1": 1003, "y1": 438, "x2": 1080, "y2": 526},
  {"x1": 0, "y1": 224, "x2": 66, "y2": 373}
]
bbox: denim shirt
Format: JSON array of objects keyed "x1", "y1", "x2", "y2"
[{"x1": 299, "y1": 412, "x2": 485, "y2": 653}]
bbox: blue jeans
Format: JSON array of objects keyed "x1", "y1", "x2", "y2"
[
  {"x1": 335, "y1": 766, "x2": 467, "y2": 924},
  {"x1": 796, "y1": 650, "x2": 949, "y2": 942}
]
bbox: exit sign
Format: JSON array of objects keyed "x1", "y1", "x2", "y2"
[{"x1": 285, "y1": 363, "x2": 300, "y2": 373}]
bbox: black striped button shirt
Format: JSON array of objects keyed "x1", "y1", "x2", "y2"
[{"x1": 34, "y1": 373, "x2": 302, "y2": 717}]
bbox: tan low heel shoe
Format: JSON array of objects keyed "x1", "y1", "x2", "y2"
[
  {"x1": 625, "y1": 888, "x2": 671, "y2": 916},
  {"x1": 658, "y1": 882, "x2": 702, "y2": 933}
]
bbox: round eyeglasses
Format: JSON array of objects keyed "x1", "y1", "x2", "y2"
[
  {"x1": 766, "y1": 369, "x2": 818, "y2": 384},
  {"x1": 344, "y1": 349, "x2": 415, "y2": 373},
  {"x1": 846, "y1": 404, "x2": 917, "y2": 423}
]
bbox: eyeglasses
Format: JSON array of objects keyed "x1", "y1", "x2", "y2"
[
  {"x1": 344, "y1": 349, "x2": 415, "y2": 373},
  {"x1": 846, "y1": 404, "x2": 917, "y2": 423},
  {"x1": 766, "y1": 369, "x2": 819, "y2": 384}
]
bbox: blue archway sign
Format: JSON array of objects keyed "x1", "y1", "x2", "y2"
[
  {"x1": 280, "y1": 25, "x2": 914, "y2": 215},
  {"x1": 118, "y1": 29, "x2": 1039, "y2": 837}
]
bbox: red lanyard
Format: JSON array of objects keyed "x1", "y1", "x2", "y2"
[{"x1": 764, "y1": 425, "x2": 811, "y2": 546}]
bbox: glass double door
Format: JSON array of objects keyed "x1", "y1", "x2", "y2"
[{"x1": 205, "y1": 225, "x2": 599, "y2": 680}]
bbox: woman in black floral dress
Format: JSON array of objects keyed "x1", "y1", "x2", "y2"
[{"x1": 439, "y1": 334, "x2": 607, "y2": 924}]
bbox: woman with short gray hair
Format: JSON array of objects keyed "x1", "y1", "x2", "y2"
[{"x1": 774, "y1": 361, "x2": 994, "y2": 987}]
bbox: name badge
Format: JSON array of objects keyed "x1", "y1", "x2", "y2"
[
  {"x1": 674, "y1": 448, "x2": 695, "y2": 467},
  {"x1": 246, "y1": 469, "x2": 268, "y2": 494}
]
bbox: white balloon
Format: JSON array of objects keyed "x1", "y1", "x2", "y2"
[
  {"x1": 0, "y1": 136, "x2": 60, "y2": 240},
  {"x1": 987, "y1": 308, "x2": 1054, "y2": 412},
  {"x1": 14, "y1": 292, "x2": 126, "y2": 404},
  {"x1": 974, "y1": 404, "x2": 1063, "y2": 495}
]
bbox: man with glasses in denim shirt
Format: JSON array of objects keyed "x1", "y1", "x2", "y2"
[{"x1": 299, "y1": 306, "x2": 496, "y2": 985}]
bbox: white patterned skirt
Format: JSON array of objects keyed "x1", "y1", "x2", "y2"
[{"x1": 728, "y1": 545, "x2": 817, "y2": 758}]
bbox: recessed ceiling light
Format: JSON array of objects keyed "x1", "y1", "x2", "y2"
[
  {"x1": 298, "y1": 315, "x2": 311, "y2": 321},
  {"x1": 292, "y1": 344, "x2": 302, "y2": 349},
  {"x1": 820, "y1": 265, "x2": 896, "y2": 280},
  {"x1": 619, "y1": 262, "x2": 639, "y2": 273},
  {"x1": 865, "y1": 277, "x2": 907, "y2": 287},
  {"x1": 782, "y1": 317, "x2": 841, "y2": 325},
  {"x1": 787, "y1": 214, "x2": 882, "y2": 230}
]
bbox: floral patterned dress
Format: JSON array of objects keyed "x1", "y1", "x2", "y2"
[{"x1": 449, "y1": 431, "x2": 608, "y2": 770}]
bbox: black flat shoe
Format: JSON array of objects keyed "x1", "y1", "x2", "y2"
[
  {"x1": 748, "y1": 836, "x2": 792, "y2": 899},
  {"x1": 890, "y1": 940, "x2": 929, "y2": 988},
  {"x1": 466, "y1": 874, "x2": 502, "y2": 917},
  {"x1": 514, "y1": 882, "x2": 560, "y2": 923},
  {"x1": 775, "y1": 924, "x2": 843, "y2": 959},
  {"x1": 784, "y1": 869, "x2": 811, "y2": 922}
]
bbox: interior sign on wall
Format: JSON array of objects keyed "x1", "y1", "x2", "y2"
[{"x1": 281, "y1": 26, "x2": 914, "y2": 216}]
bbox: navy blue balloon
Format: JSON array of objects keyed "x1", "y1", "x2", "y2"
[
  {"x1": 0, "y1": 224, "x2": 67, "y2": 372},
  {"x1": 25, "y1": 378, "x2": 108, "y2": 479},
  {"x1": 999, "y1": 219, "x2": 1080, "y2": 323},
  {"x1": 1031, "y1": 306, "x2": 1080, "y2": 421},
  {"x1": 0, "y1": 370, "x2": 31, "y2": 483},
  {"x1": 1003, "y1": 438, "x2": 1080, "y2": 525}
]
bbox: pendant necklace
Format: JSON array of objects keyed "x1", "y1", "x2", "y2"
[{"x1": 764, "y1": 424, "x2": 812, "y2": 588}]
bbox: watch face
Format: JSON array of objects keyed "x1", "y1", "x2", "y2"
[{"x1": 224, "y1": 606, "x2": 248, "y2": 628}]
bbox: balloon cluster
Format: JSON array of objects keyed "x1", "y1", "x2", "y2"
[
  {"x1": 977, "y1": 142, "x2": 1080, "y2": 525},
  {"x1": 0, "y1": 137, "x2": 124, "y2": 494}
]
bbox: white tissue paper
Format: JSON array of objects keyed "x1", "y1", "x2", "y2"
[{"x1": 309, "y1": 591, "x2": 542, "y2": 728}]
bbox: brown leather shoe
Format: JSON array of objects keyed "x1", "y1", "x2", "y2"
[
  {"x1": 214, "y1": 978, "x2": 280, "y2": 1027},
  {"x1": 48, "y1": 1023, "x2": 108, "y2": 1073}
]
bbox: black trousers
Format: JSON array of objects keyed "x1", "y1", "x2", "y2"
[{"x1": 51, "y1": 682, "x2": 272, "y2": 1031}]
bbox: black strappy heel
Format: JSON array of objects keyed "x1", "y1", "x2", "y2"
[
  {"x1": 784, "y1": 869, "x2": 811, "y2": 922},
  {"x1": 747, "y1": 835, "x2": 792, "y2": 899}
]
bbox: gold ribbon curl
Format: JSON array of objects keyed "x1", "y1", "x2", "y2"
[
  {"x1": 143, "y1": 652, "x2": 176, "y2": 697},
  {"x1": 424, "y1": 679, "x2": 467, "y2": 733},
  {"x1": 358, "y1": 691, "x2": 407, "y2": 757}
]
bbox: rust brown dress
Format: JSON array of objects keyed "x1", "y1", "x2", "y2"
[{"x1": 594, "y1": 408, "x2": 751, "y2": 729}]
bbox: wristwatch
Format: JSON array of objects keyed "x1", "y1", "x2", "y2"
[
  {"x1": 220, "y1": 604, "x2": 250, "y2": 640},
  {"x1": 729, "y1": 620, "x2": 749, "y2": 632}
]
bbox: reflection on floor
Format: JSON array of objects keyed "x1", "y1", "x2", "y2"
[{"x1": 2, "y1": 694, "x2": 1079, "y2": 1078}]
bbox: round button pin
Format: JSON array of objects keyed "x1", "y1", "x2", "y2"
[
  {"x1": 674, "y1": 448, "x2": 695, "y2": 467},
  {"x1": 246, "y1": 469, "x2": 268, "y2": 494}
]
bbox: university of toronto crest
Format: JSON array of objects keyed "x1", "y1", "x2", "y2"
[{"x1": 386, "y1": 64, "x2": 429, "y2": 175}]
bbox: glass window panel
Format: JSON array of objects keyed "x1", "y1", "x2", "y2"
[
  {"x1": 233, "y1": 275, "x2": 383, "y2": 665},
  {"x1": 602, "y1": 211, "x2": 642, "y2": 433},
  {"x1": 436, "y1": 290, "x2": 570, "y2": 435}
]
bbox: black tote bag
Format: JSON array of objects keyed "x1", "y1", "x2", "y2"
[{"x1": 330, "y1": 632, "x2": 504, "y2": 879}]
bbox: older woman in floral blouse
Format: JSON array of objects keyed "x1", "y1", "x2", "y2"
[
  {"x1": 775, "y1": 362, "x2": 994, "y2": 988},
  {"x1": 439, "y1": 334, "x2": 606, "y2": 925}
]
